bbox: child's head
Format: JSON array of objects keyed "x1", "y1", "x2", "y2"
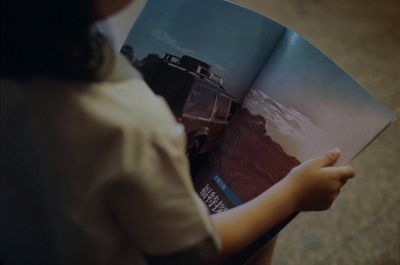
[{"x1": 1, "y1": 0, "x2": 133, "y2": 81}]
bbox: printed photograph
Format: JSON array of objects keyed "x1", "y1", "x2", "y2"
[
  {"x1": 121, "y1": 0, "x2": 286, "y2": 170},
  {"x1": 121, "y1": 0, "x2": 394, "y2": 214},
  {"x1": 123, "y1": 0, "x2": 284, "y2": 99},
  {"x1": 247, "y1": 30, "x2": 394, "y2": 164},
  {"x1": 194, "y1": 31, "x2": 394, "y2": 211}
]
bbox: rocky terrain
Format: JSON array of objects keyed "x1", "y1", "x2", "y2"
[{"x1": 194, "y1": 108, "x2": 300, "y2": 208}]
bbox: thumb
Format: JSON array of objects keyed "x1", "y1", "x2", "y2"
[{"x1": 316, "y1": 148, "x2": 341, "y2": 167}]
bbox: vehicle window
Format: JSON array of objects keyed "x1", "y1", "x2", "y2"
[
  {"x1": 184, "y1": 82, "x2": 217, "y2": 119},
  {"x1": 228, "y1": 101, "x2": 238, "y2": 120},
  {"x1": 215, "y1": 96, "x2": 231, "y2": 120}
]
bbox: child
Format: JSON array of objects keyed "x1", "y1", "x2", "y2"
[{"x1": 0, "y1": 0, "x2": 355, "y2": 265}]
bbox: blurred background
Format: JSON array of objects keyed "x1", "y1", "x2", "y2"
[
  {"x1": 107, "y1": 0, "x2": 400, "y2": 264},
  {"x1": 232, "y1": 1, "x2": 400, "y2": 264}
]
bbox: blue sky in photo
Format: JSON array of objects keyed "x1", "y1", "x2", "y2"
[
  {"x1": 123, "y1": 0, "x2": 394, "y2": 163},
  {"x1": 251, "y1": 30, "x2": 394, "y2": 162},
  {"x1": 253, "y1": 30, "x2": 394, "y2": 128},
  {"x1": 124, "y1": 0, "x2": 285, "y2": 99}
]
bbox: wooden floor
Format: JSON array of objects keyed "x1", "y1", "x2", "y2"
[{"x1": 233, "y1": 1, "x2": 400, "y2": 264}]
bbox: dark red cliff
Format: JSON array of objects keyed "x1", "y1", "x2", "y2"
[{"x1": 194, "y1": 108, "x2": 300, "y2": 207}]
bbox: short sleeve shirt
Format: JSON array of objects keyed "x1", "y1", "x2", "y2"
[{"x1": 1, "y1": 54, "x2": 220, "y2": 265}]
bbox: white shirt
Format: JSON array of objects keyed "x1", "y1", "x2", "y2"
[{"x1": 0, "y1": 54, "x2": 220, "y2": 265}]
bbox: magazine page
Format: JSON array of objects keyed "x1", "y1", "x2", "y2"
[
  {"x1": 245, "y1": 29, "x2": 395, "y2": 165},
  {"x1": 122, "y1": 0, "x2": 285, "y2": 101},
  {"x1": 191, "y1": 28, "x2": 394, "y2": 265},
  {"x1": 121, "y1": 0, "x2": 292, "y2": 179},
  {"x1": 194, "y1": 29, "x2": 395, "y2": 211}
]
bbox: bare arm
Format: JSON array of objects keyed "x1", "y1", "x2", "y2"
[
  {"x1": 206, "y1": 149, "x2": 355, "y2": 262},
  {"x1": 211, "y1": 178, "x2": 297, "y2": 257}
]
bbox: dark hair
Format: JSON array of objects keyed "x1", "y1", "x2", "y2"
[{"x1": 1, "y1": 0, "x2": 108, "y2": 81}]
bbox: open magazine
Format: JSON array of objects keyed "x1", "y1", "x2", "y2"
[{"x1": 120, "y1": 0, "x2": 395, "y2": 263}]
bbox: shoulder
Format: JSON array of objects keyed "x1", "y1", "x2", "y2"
[
  {"x1": 2, "y1": 53, "x2": 187, "y2": 180},
  {"x1": 78, "y1": 55, "x2": 180, "y2": 136},
  {"x1": 80, "y1": 72, "x2": 180, "y2": 138},
  {"x1": 27, "y1": 54, "x2": 183, "y2": 144}
]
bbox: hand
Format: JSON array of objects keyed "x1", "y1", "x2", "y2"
[{"x1": 284, "y1": 149, "x2": 356, "y2": 211}]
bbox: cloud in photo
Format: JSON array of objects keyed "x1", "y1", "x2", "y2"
[{"x1": 151, "y1": 29, "x2": 197, "y2": 57}]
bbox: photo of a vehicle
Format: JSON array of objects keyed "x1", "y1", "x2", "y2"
[{"x1": 130, "y1": 51, "x2": 239, "y2": 162}]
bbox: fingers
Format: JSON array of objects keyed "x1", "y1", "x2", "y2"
[
  {"x1": 313, "y1": 148, "x2": 341, "y2": 167},
  {"x1": 322, "y1": 165, "x2": 356, "y2": 182}
]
